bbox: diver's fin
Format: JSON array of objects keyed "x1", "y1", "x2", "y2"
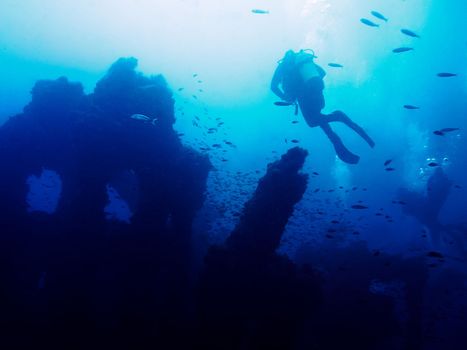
[
  {"x1": 335, "y1": 146, "x2": 360, "y2": 164},
  {"x1": 320, "y1": 123, "x2": 360, "y2": 164}
]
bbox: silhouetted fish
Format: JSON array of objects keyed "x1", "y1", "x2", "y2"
[
  {"x1": 384, "y1": 159, "x2": 392, "y2": 166},
  {"x1": 328, "y1": 63, "x2": 344, "y2": 68},
  {"x1": 251, "y1": 9, "x2": 269, "y2": 14},
  {"x1": 351, "y1": 204, "x2": 368, "y2": 209},
  {"x1": 371, "y1": 11, "x2": 388, "y2": 22},
  {"x1": 291, "y1": 120, "x2": 299, "y2": 124},
  {"x1": 360, "y1": 18, "x2": 379, "y2": 27},
  {"x1": 392, "y1": 47, "x2": 414, "y2": 53},
  {"x1": 401, "y1": 29, "x2": 420, "y2": 38},
  {"x1": 433, "y1": 130, "x2": 444, "y2": 136},
  {"x1": 274, "y1": 101, "x2": 295, "y2": 106},
  {"x1": 437, "y1": 72, "x2": 457, "y2": 77},
  {"x1": 404, "y1": 105, "x2": 420, "y2": 109},
  {"x1": 291, "y1": 139, "x2": 299, "y2": 143},
  {"x1": 385, "y1": 167, "x2": 396, "y2": 171},
  {"x1": 427, "y1": 251, "x2": 444, "y2": 258},
  {"x1": 427, "y1": 162, "x2": 439, "y2": 167}
]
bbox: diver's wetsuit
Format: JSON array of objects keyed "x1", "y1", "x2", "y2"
[{"x1": 272, "y1": 52, "x2": 375, "y2": 164}]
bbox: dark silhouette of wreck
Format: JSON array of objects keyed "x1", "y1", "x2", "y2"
[{"x1": 0, "y1": 57, "x2": 448, "y2": 350}]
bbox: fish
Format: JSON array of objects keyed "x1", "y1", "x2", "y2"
[
  {"x1": 437, "y1": 72, "x2": 457, "y2": 77},
  {"x1": 360, "y1": 18, "x2": 379, "y2": 27},
  {"x1": 290, "y1": 139, "x2": 299, "y2": 143},
  {"x1": 130, "y1": 114, "x2": 158, "y2": 125},
  {"x1": 251, "y1": 9, "x2": 269, "y2": 14},
  {"x1": 371, "y1": 11, "x2": 388, "y2": 22},
  {"x1": 384, "y1": 159, "x2": 393, "y2": 166},
  {"x1": 351, "y1": 204, "x2": 368, "y2": 209},
  {"x1": 291, "y1": 120, "x2": 299, "y2": 124},
  {"x1": 385, "y1": 167, "x2": 396, "y2": 171},
  {"x1": 328, "y1": 63, "x2": 344, "y2": 68},
  {"x1": 440, "y1": 127, "x2": 459, "y2": 133},
  {"x1": 392, "y1": 47, "x2": 414, "y2": 53},
  {"x1": 401, "y1": 29, "x2": 420, "y2": 38},
  {"x1": 427, "y1": 251, "x2": 444, "y2": 259},
  {"x1": 404, "y1": 105, "x2": 420, "y2": 109},
  {"x1": 177, "y1": 87, "x2": 184, "y2": 91},
  {"x1": 433, "y1": 130, "x2": 444, "y2": 136},
  {"x1": 274, "y1": 101, "x2": 295, "y2": 106},
  {"x1": 312, "y1": 172, "x2": 319, "y2": 176},
  {"x1": 427, "y1": 162, "x2": 439, "y2": 167}
]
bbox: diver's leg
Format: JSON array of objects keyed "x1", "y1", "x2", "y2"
[
  {"x1": 327, "y1": 111, "x2": 375, "y2": 148},
  {"x1": 320, "y1": 123, "x2": 360, "y2": 164}
]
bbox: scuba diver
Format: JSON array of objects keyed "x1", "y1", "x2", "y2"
[{"x1": 271, "y1": 49, "x2": 375, "y2": 164}]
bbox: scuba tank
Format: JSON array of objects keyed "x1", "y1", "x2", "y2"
[{"x1": 295, "y1": 49, "x2": 320, "y2": 82}]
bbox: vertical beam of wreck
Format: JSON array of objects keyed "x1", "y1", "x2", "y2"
[
  {"x1": 196, "y1": 147, "x2": 316, "y2": 349},
  {"x1": 226, "y1": 146, "x2": 309, "y2": 257}
]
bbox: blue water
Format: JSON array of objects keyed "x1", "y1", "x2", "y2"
[{"x1": 1, "y1": 1, "x2": 466, "y2": 348}]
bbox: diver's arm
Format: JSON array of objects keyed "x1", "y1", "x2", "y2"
[{"x1": 270, "y1": 65, "x2": 287, "y2": 100}]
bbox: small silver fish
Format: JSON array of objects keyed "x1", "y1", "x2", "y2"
[
  {"x1": 392, "y1": 47, "x2": 414, "y2": 53},
  {"x1": 437, "y1": 72, "x2": 457, "y2": 77},
  {"x1": 371, "y1": 11, "x2": 388, "y2": 22},
  {"x1": 130, "y1": 114, "x2": 158, "y2": 125},
  {"x1": 401, "y1": 29, "x2": 420, "y2": 38},
  {"x1": 360, "y1": 18, "x2": 379, "y2": 27},
  {"x1": 274, "y1": 101, "x2": 295, "y2": 106},
  {"x1": 252, "y1": 9, "x2": 269, "y2": 14},
  {"x1": 351, "y1": 204, "x2": 368, "y2": 209},
  {"x1": 328, "y1": 63, "x2": 344, "y2": 68},
  {"x1": 404, "y1": 105, "x2": 420, "y2": 109}
]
